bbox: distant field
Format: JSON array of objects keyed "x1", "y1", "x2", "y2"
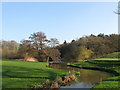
[{"x1": 2, "y1": 59, "x2": 68, "y2": 88}]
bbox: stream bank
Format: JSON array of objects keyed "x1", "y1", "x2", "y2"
[
  {"x1": 50, "y1": 63, "x2": 112, "y2": 88},
  {"x1": 33, "y1": 73, "x2": 77, "y2": 89},
  {"x1": 69, "y1": 58, "x2": 120, "y2": 88}
]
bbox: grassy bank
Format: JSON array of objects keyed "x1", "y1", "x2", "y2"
[
  {"x1": 2, "y1": 59, "x2": 68, "y2": 88},
  {"x1": 70, "y1": 57, "x2": 120, "y2": 88},
  {"x1": 101, "y1": 52, "x2": 120, "y2": 58}
]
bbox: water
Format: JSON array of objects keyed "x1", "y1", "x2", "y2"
[{"x1": 50, "y1": 63, "x2": 113, "y2": 88}]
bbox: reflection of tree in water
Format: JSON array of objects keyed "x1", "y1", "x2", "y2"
[
  {"x1": 51, "y1": 63, "x2": 66, "y2": 69},
  {"x1": 77, "y1": 69, "x2": 111, "y2": 86},
  {"x1": 51, "y1": 64, "x2": 112, "y2": 87}
]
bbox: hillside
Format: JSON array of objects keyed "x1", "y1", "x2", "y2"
[{"x1": 101, "y1": 52, "x2": 120, "y2": 58}]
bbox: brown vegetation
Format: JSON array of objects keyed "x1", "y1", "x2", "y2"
[
  {"x1": 57, "y1": 33, "x2": 120, "y2": 62},
  {"x1": 33, "y1": 73, "x2": 76, "y2": 89},
  {"x1": 24, "y1": 56, "x2": 38, "y2": 62},
  {"x1": 1, "y1": 32, "x2": 120, "y2": 63},
  {"x1": 1, "y1": 40, "x2": 19, "y2": 59}
]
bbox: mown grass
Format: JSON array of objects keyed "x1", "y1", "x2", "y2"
[
  {"x1": 92, "y1": 58, "x2": 120, "y2": 60},
  {"x1": 70, "y1": 57, "x2": 120, "y2": 88},
  {"x1": 2, "y1": 59, "x2": 68, "y2": 88},
  {"x1": 92, "y1": 76, "x2": 120, "y2": 89},
  {"x1": 101, "y1": 52, "x2": 120, "y2": 58}
]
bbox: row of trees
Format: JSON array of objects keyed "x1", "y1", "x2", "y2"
[
  {"x1": 1, "y1": 32, "x2": 61, "y2": 61},
  {"x1": 1, "y1": 32, "x2": 120, "y2": 62},
  {"x1": 57, "y1": 33, "x2": 120, "y2": 62},
  {"x1": 1, "y1": 40, "x2": 19, "y2": 59},
  {"x1": 18, "y1": 32, "x2": 60, "y2": 61}
]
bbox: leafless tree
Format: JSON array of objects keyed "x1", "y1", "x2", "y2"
[
  {"x1": 49, "y1": 38, "x2": 59, "y2": 47},
  {"x1": 29, "y1": 32, "x2": 47, "y2": 50}
]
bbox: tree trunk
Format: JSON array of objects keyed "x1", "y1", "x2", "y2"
[{"x1": 47, "y1": 56, "x2": 49, "y2": 62}]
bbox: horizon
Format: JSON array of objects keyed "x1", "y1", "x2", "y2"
[
  {"x1": 2, "y1": 2, "x2": 118, "y2": 44},
  {"x1": 1, "y1": 33, "x2": 119, "y2": 44}
]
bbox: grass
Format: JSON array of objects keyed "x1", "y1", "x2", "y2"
[
  {"x1": 92, "y1": 58, "x2": 120, "y2": 60},
  {"x1": 92, "y1": 76, "x2": 120, "y2": 88},
  {"x1": 70, "y1": 56, "x2": 120, "y2": 88},
  {"x1": 101, "y1": 52, "x2": 120, "y2": 58},
  {"x1": 71, "y1": 58, "x2": 120, "y2": 75},
  {"x1": 2, "y1": 59, "x2": 69, "y2": 88}
]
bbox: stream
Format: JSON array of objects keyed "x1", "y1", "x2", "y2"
[{"x1": 50, "y1": 63, "x2": 113, "y2": 88}]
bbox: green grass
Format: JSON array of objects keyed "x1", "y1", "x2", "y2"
[
  {"x1": 101, "y1": 52, "x2": 120, "y2": 58},
  {"x1": 92, "y1": 58, "x2": 120, "y2": 60},
  {"x1": 2, "y1": 59, "x2": 68, "y2": 88},
  {"x1": 70, "y1": 55, "x2": 120, "y2": 88},
  {"x1": 71, "y1": 58, "x2": 120, "y2": 74},
  {"x1": 93, "y1": 76, "x2": 120, "y2": 88}
]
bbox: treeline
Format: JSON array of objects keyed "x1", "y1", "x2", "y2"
[
  {"x1": 0, "y1": 40, "x2": 19, "y2": 59},
  {"x1": 1, "y1": 33, "x2": 120, "y2": 62},
  {"x1": 1, "y1": 32, "x2": 61, "y2": 62},
  {"x1": 57, "y1": 33, "x2": 120, "y2": 62}
]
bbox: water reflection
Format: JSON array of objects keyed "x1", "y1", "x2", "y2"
[{"x1": 50, "y1": 63, "x2": 113, "y2": 88}]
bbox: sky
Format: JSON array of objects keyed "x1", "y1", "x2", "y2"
[{"x1": 2, "y1": 2, "x2": 118, "y2": 44}]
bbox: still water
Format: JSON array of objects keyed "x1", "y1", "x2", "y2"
[{"x1": 50, "y1": 63, "x2": 113, "y2": 88}]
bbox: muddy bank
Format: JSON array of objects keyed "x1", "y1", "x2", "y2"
[{"x1": 33, "y1": 73, "x2": 77, "y2": 89}]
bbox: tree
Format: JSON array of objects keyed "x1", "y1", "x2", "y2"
[
  {"x1": 108, "y1": 34, "x2": 119, "y2": 52},
  {"x1": 97, "y1": 33, "x2": 105, "y2": 38},
  {"x1": 63, "y1": 40, "x2": 67, "y2": 44},
  {"x1": 29, "y1": 32, "x2": 47, "y2": 60},
  {"x1": 77, "y1": 46, "x2": 94, "y2": 60},
  {"x1": 71, "y1": 39, "x2": 75, "y2": 43},
  {"x1": 1, "y1": 40, "x2": 19, "y2": 59},
  {"x1": 44, "y1": 47, "x2": 61, "y2": 62},
  {"x1": 90, "y1": 34, "x2": 96, "y2": 37},
  {"x1": 17, "y1": 40, "x2": 33, "y2": 59},
  {"x1": 29, "y1": 32, "x2": 47, "y2": 50},
  {"x1": 58, "y1": 33, "x2": 120, "y2": 61},
  {"x1": 49, "y1": 38, "x2": 59, "y2": 47}
]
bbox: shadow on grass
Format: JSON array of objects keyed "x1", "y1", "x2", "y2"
[
  {"x1": 2, "y1": 65, "x2": 58, "y2": 80},
  {"x1": 93, "y1": 60, "x2": 120, "y2": 62}
]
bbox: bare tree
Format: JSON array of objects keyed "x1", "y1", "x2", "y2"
[
  {"x1": 1, "y1": 40, "x2": 19, "y2": 59},
  {"x1": 29, "y1": 32, "x2": 47, "y2": 50},
  {"x1": 44, "y1": 47, "x2": 61, "y2": 62},
  {"x1": 29, "y1": 32, "x2": 48, "y2": 60},
  {"x1": 17, "y1": 40, "x2": 33, "y2": 58},
  {"x1": 114, "y1": 1, "x2": 120, "y2": 15},
  {"x1": 49, "y1": 38, "x2": 59, "y2": 47}
]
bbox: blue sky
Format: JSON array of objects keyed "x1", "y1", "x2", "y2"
[{"x1": 2, "y1": 2, "x2": 118, "y2": 44}]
